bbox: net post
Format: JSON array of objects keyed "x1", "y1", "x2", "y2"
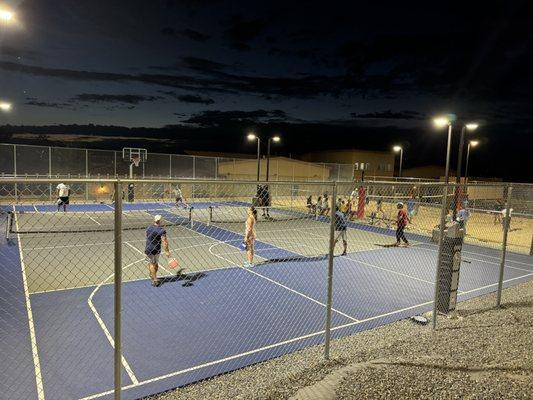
[
  {"x1": 432, "y1": 184, "x2": 449, "y2": 330},
  {"x1": 113, "y1": 180, "x2": 123, "y2": 400},
  {"x1": 324, "y1": 181, "x2": 337, "y2": 360},
  {"x1": 208, "y1": 206, "x2": 213, "y2": 226},
  {"x1": 496, "y1": 185, "x2": 513, "y2": 307}
]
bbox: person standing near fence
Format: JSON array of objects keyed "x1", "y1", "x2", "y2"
[
  {"x1": 333, "y1": 207, "x2": 348, "y2": 256},
  {"x1": 56, "y1": 183, "x2": 70, "y2": 212},
  {"x1": 394, "y1": 202, "x2": 410, "y2": 247},
  {"x1": 243, "y1": 206, "x2": 257, "y2": 268},
  {"x1": 145, "y1": 214, "x2": 171, "y2": 287}
]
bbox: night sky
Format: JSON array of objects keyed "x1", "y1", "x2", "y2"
[{"x1": 0, "y1": 0, "x2": 532, "y2": 181}]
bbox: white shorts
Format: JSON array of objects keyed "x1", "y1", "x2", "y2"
[
  {"x1": 335, "y1": 230, "x2": 347, "y2": 241},
  {"x1": 146, "y1": 254, "x2": 160, "y2": 265}
]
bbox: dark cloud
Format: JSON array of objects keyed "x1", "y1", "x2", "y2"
[
  {"x1": 0, "y1": 45, "x2": 40, "y2": 61},
  {"x1": 25, "y1": 99, "x2": 74, "y2": 110},
  {"x1": 223, "y1": 15, "x2": 267, "y2": 51},
  {"x1": 352, "y1": 110, "x2": 424, "y2": 120},
  {"x1": 160, "y1": 27, "x2": 211, "y2": 42},
  {"x1": 73, "y1": 94, "x2": 161, "y2": 104},
  {"x1": 176, "y1": 94, "x2": 215, "y2": 105},
  {"x1": 180, "y1": 109, "x2": 288, "y2": 126},
  {"x1": 181, "y1": 57, "x2": 229, "y2": 73},
  {"x1": 0, "y1": 60, "x2": 363, "y2": 98}
]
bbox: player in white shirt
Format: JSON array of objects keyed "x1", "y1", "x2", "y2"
[
  {"x1": 174, "y1": 184, "x2": 189, "y2": 208},
  {"x1": 56, "y1": 183, "x2": 70, "y2": 212}
]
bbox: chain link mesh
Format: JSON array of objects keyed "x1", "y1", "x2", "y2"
[{"x1": 0, "y1": 177, "x2": 531, "y2": 399}]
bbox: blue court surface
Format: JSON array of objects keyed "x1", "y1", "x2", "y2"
[{"x1": 1, "y1": 202, "x2": 532, "y2": 400}]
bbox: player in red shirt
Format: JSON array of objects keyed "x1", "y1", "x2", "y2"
[{"x1": 394, "y1": 202, "x2": 410, "y2": 246}]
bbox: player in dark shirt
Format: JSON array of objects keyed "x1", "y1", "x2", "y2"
[
  {"x1": 394, "y1": 202, "x2": 410, "y2": 246},
  {"x1": 145, "y1": 214, "x2": 171, "y2": 287}
]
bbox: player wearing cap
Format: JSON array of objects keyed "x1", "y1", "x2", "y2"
[
  {"x1": 56, "y1": 183, "x2": 70, "y2": 212},
  {"x1": 394, "y1": 202, "x2": 410, "y2": 246},
  {"x1": 145, "y1": 214, "x2": 171, "y2": 287}
]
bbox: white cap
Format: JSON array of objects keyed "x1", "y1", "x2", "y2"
[
  {"x1": 154, "y1": 214, "x2": 162, "y2": 222},
  {"x1": 397, "y1": 202, "x2": 404, "y2": 207}
]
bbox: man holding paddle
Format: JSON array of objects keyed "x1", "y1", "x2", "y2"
[{"x1": 145, "y1": 214, "x2": 171, "y2": 287}]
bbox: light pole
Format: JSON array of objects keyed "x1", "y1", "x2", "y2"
[
  {"x1": 266, "y1": 135, "x2": 280, "y2": 182},
  {"x1": 456, "y1": 123, "x2": 478, "y2": 184},
  {"x1": 247, "y1": 133, "x2": 261, "y2": 181},
  {"x1": 464, "y1": 140, "x2": 479, "y2": 184},
  {"x1": 453, "y1": 123, "x2": 478, "y2": 218},
  {"x1": 393, "y1": 145, "x2": 403, "y2": 178},
  {"x1": 433, "y1": 117, "x2": 453, "y2": 183}
]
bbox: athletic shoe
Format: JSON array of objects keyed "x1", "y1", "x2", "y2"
[
  {"x1": 341, "y1": 251, "x2": 347, "y2": 256},
  {"x1": 151, "y1": 279, "x2": 161, "y2": 287}
]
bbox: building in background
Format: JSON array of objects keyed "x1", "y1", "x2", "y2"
[{"x1": 298, "y1": 149, "x2": 395, "y2": 178}]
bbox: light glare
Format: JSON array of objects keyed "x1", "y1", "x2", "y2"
[
  {"x1": 247, "y1": 133, "x2": 257, "y2": 141},
  {"x1": 0, "y1": 102, "x2": 12, "y2": 111},
  {"x1": 393, "y1": 145, "x2": 402, "y2": 152},
  {"x1": 272, "y1": 136, "x2": 280, "y2": 142},
  {"x1": 470, "y1": 140, "x2": 479, "y2": 147},
  {"x1": 465, "y1": 123, "x2": 479, "y2": 131},
  {"x1": 0, "y1": 9, "x2": 14, "y2": 22},
  {"x1": 433, "y1": 117, "x2": 450, "y2": 128}
]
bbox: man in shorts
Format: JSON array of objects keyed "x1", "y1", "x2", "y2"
[
  {"x1": 333, "y1": 206, "x2": 348, "y2": 256},
  {"x1": 145, "y1": 214, "x2": 171, "y2": 287},
  {"x1": 174, "y1": 184, "x2": 189, "y2": 208},
  {"x1": 56, "y1": 182, "x2": 70, "y2": 212}
]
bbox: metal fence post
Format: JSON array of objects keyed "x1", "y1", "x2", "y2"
[
  {"x1": 324, "y1": 182, "x2": 337, "y2": 359},
  {"x1": 496, "y1": 185, "x2": 513, "y2": 307},
  {"x1": 432, "y1": 184, "x2": 449, "y2": 329},
  {"x1": 113, "y1": 181, "x2": 123, "y2": 399}
]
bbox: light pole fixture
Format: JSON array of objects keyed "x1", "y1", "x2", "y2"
[
  {"x1": 0, "y1": 101, "x2": 12, "y2": 112},
  {"x1": 464, "y1": 140, "x2": 479, "y2": 184},
  {"x1": 393, "y1": 145, "x2": 403, "y2": 178},
  {"x1": 0, "y1": 9, "x2": 14, "y2": 23},
  {"x1": 247, "y1": 133, "x2": 261, "y2": 181},
  {"x1": 433, "y1": 116, "x2": 453, "y2": 183},
  {"x1": 266, "y1": 135, "x2": 281, "y2": 182}
]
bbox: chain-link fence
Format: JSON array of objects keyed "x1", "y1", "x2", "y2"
[{"x1": 1, "y1": 177, "x2": 531, "y2": 399}]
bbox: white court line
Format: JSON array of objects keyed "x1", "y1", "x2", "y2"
[
  {"x1": 208, "y1": 242, "x2": 359, "y2": 323},
  {"x1": 415, "y1": 244, "x2": 532, "y2": 273},
  {"x1": 87, "y1": 258, "x2": 142, "y2": 384},
  {"x1": 13, "y1": 208, "x2": 45, "y2": 400},
  {"x1": 88, "y1": 216, "x2": 101, "y2": 226},
  {"x1": 124, "y1": 242, "x2": 173, "y2": 276},
  {"x1": 164, "y1": 214, "x2": 360, "y2": 322},
  {"x1": 78, "y1": 294, "x2": 444, "y2": 400},
  {"x1": 33, "y1": 205, "x2": 38, "y2": 212},
  {"x1": 76, "y1": 235, "x2": 533, "y2": 400},
  {"x1": 24, "y1": 234, "x2": 213, "y2": 251},
  {"x1": 342, "y1": 254, "x2": 442, "y2": 289},
  {"x1": 457, "y1": 272, "x2": 533, "y2": 296}
]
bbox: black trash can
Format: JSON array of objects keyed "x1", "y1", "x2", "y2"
[{"x1": 437, "y1": 223, "x2": 465, "y2": 314}]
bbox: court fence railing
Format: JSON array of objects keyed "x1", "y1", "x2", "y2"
[{"x1": 0, "y1": 177, "x2": 531, "y2": 399}]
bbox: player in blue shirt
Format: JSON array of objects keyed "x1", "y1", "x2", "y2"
[
  {"x1": 333, "y1": 207, "x2": 348, "y2": 256},
  {"x1": 145, "y1": 214, "x2": 171, "y2": 287}
]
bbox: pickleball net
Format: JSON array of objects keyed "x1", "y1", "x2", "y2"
[{"x1": 6, "y1": 207, "x2": 192, "y2": 235}]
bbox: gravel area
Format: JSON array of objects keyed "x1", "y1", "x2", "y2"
[{"x1": 148, "y1": 281, "x2": 533, "y2": 400}]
